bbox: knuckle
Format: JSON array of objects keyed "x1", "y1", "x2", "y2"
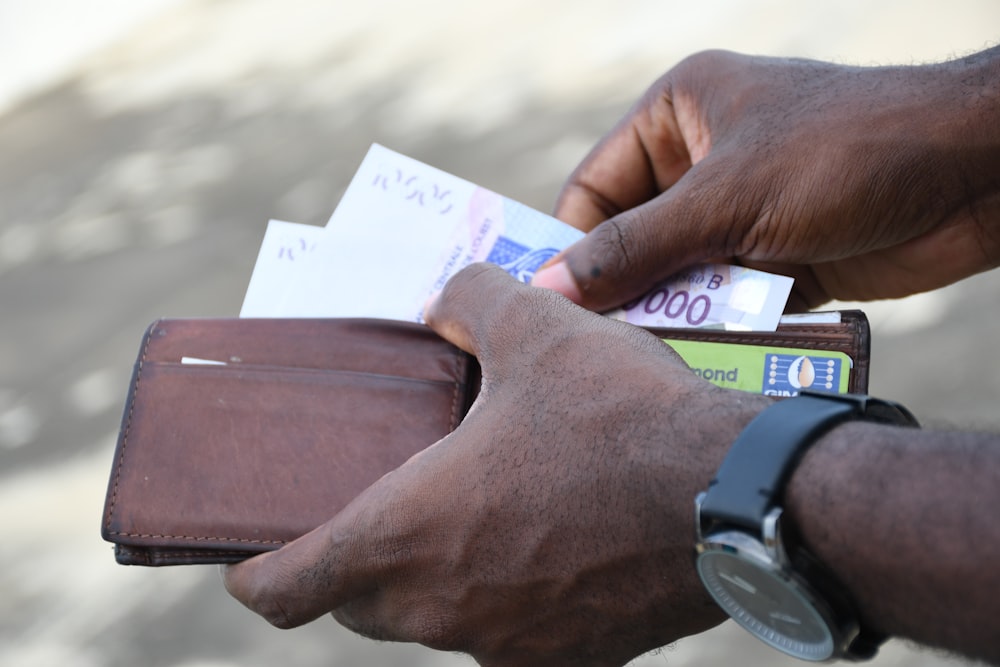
[
  {"x1": 240, "y1": 552, "x2": 335, "y2": 630},
  {"x1": 243, "y1": 581, "x2": 300, "y2": 629},
  {"x1": 262, "y1": 600, "x2": 298, "y2": 630},
  {"x1": 448, "y1": 264, "x2": 542, "y2": 334},
  {"x1": 443, "y1": 262, "x2": 504, "y2": 299},
  {"x1": 432, "y1": 263, "x2": 511, "y2": 323},
  {"x1": 673, "y1": 48, "x2": 743, "y2": 82},
  {"x1": 601, "y1": 218, "x2": 635, "y2": 276},
  {"x1": 581, "y1": 213, "x2": 653, "y2": 293}
]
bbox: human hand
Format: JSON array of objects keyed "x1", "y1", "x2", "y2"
[
  {"x1": 223, "y1": 263, "x2": 770, "y2": 666},
  {"x1": 534, "y1": 49, "x2": 1000, "y2": 312}
]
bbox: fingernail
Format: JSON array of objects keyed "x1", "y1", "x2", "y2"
[
  {"x1": 537, "y1": 250, "x2": 564, "y2": 271},
  {"x1": 531, "y1": 261, "x2": 582, "y2": 303}
]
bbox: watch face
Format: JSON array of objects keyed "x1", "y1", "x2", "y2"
[{"x1": 696, "y1": 537, "x2": 836, "y2": 661}]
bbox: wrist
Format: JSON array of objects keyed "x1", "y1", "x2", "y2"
[
  {"x1": 786, "y1": 423, "x2": 972, "y2": 644},
  {"x1": 877, "y1": 48, "x2": 1000, "y2": 280},
  {"x1": 694, "y1": 392, "x2": 919, "y2": 660},
  {"x1": 941, "y1": 45, "x2": 1000, "y2": 139},
  {"x1": 783, "y1": 418, "x2": 1000, "y2": 658},
  {"x1": 782, "y1": 421, "x2": 893, "y2": 634}
]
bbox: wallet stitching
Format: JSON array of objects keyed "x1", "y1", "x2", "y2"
[
  {"x1": 663, "y1": 336, "x2": 855, "y2": 351},
  {"x1": 107, "y1": 530, "x2": 288, "y2": 545},
  {"x1": 147, "y1": 551, "x2": 254, "y2": 559},
  {"x1": 104, "y1": 319, "x2": 159, "y2": 532},
  {"x1": 105, "y1": 323, "x2": 290, "y2": 546},
  {"x1": 105, "y1": 321, "x2": 305, "y2": 547}
]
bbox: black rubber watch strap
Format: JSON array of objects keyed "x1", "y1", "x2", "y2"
[{"x1": 700, "y1": 390, "x2": 917, "y2": 532}]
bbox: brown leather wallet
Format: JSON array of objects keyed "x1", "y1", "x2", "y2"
[{"x1": 101, "y1": 313, "x2": 871, "y2": 566}]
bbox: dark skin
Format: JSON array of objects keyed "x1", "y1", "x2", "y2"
[
  {"x1": 224, "y1": 265, "x2": 1000, "y2": 665},
  {"x1": 788, "y1": 421, "x2": 1000, "y2": 661},
  {"x1": 225, "y1": 48, "x2": 1000, "y2": 664},
  {"x1": 534, "y1": 48, "x2": 1000, "y2": 311},
  {"x1": 224, "y1": 264, "x2": 766, "y2": 665}
]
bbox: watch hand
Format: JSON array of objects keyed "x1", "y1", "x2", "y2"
[
  {"x1": 769, "y1": 611, "x2": 803, "y2": 625},
  {"x1": 718, "y1": 572, "x2": 757, "y2": 594}
]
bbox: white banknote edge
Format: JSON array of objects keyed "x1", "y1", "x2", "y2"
[{"x1": 239, "y1": 145, "x2": 796, "y2": 329}]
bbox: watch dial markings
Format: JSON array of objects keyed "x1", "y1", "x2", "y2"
[
  {"x1": 769, "y1": 611, "x2": 803, "y2": 625},
  {"x1": 719, "y1": 571, "x2": 758, "y2": 594}
]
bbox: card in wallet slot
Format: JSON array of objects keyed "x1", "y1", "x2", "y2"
[
  {"x1": 649, "y1": 310, "x2": 871, "y2": 396},
  {"x1": 101, "y1": 311, "x2": 871, "y2": 566}
]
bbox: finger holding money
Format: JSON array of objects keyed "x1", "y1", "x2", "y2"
[{"x1": 534, "y1": 49, "x2": 1000, "y2": 312}]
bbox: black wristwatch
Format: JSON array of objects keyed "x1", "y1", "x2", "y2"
[{"x1": 694, "y1": 390, "x2": 919, "y2": 661}]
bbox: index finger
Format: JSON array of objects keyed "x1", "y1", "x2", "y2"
[{"x1": 553, "y1": 76, "x2": 694, "y2": 231}]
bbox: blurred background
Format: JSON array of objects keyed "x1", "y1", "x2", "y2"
[{"x1": 1, "y1": 1, "x2": 998, "y2": 665}]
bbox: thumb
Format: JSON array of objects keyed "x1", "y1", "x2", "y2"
[
  {"x1": 532, "y1": 161, "x2": 740, "y2": 312},
  {"x1": 425, "y1": 262, "x2": 569, "y2": 357}
]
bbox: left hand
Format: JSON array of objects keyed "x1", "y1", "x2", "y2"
[
  {"x1": 224, "y1": 263, "x2": 769, "y2": 666},
  {"x1": 535, "y1": 50, "x2": 1000, "y2": 312}
]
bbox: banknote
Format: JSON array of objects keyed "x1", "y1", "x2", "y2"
[
  {"x1": 606, "y1": 264, "x2": 794, "y2": 331},
  {"x1": 240, "y1": 144, "x2": 794, "y2": 329},
  {"x1": 240, "y1": 145, "x2": 584, "y2": 320},
  {"x1": 240, "y1": 219, "x2": 325, "y2": 318}
]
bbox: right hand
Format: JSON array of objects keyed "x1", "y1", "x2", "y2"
[
  {"x1": 223, "y1": 264, "x2": 767, "y2": 666},
  {"x1": 533, "y1": 48, "x2": 1000, "y2": 312}
]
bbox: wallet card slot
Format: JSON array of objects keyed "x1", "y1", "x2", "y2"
[
  {"x1": 140, "y1": 317, "x2": 470, "y2": 385},
  {"x1": 142, "y1": 359, "x2": 469, "y2": 390},
  {"x1": 103, "y1": 361, "x2": 468, "y2": 556}
]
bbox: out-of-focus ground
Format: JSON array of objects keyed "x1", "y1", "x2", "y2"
[{"x1": 1, "y1": 1, "x2": 998, "y2": 665}]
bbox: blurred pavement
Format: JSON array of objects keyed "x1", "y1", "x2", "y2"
[{"x1": 1, "y1": 1, "x2": 998, "y2": 665}]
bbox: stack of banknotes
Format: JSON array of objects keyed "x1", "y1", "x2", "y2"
[
  {"x1": 238, "y1": 145, "x2": 857, "y2": 396},
  {"x1": 241, "y1": 144, "x2": 793, "y2": 331}
]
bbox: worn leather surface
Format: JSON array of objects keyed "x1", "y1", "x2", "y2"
[
  {"x1": 102, "y1": 318, "x2": 475, "y2": 565},
  {"x1": 102, "y1": 313, "x2": 869, "y2": 566}
]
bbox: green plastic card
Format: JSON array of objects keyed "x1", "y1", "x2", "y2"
[{"x1": 663, "y1": 339, "x2": 852, "y2": 396}]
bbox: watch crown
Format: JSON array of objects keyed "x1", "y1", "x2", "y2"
[
  {"x1": 762, "y1": 506, "x2": 787, "y2": 566},
  {"x1": 694, "y1": 492, "x2": 708, "y2": 543}
]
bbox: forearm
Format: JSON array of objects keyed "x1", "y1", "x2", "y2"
[
  {"x1": 876, "y1": 45, "x2": 1000, "y2": 196},
  {"x1": 937, "y1": 44, "x2": 1000, "y2": 237},
  {"x1": 851, "y1": 45, "x2": 1000, "y2": 286},
  {"x1": 925, "y1": 45, "x2": 1000, "y2": 274},
  {"x1": 785, "y1": 420, "x2": 1000, "y2": 663}
]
